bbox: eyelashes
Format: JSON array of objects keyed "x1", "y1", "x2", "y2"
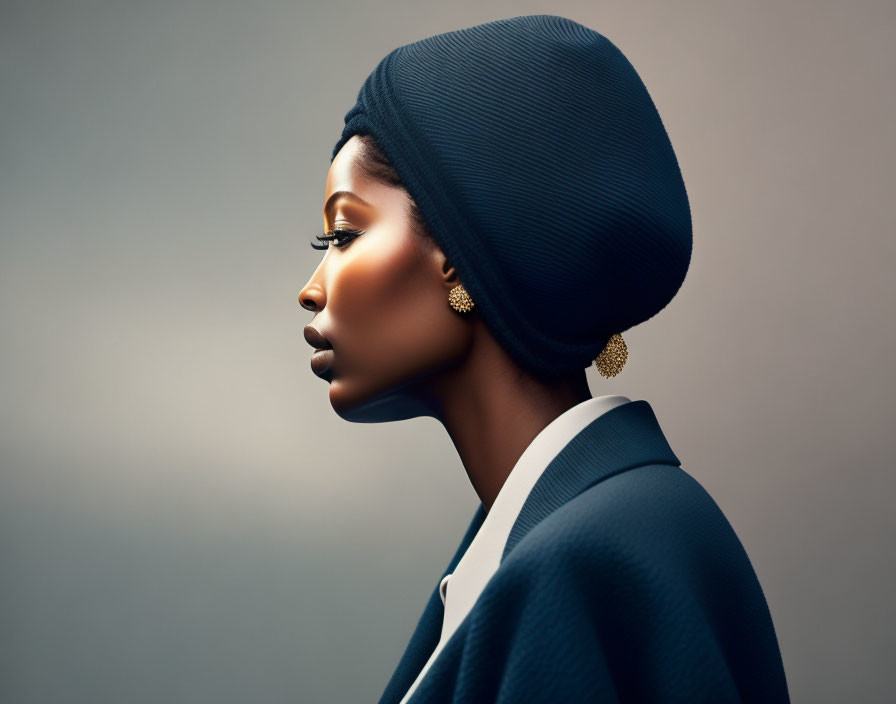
[{"x1": 310, "y1": 227, "x2": 365, "y2": 250}]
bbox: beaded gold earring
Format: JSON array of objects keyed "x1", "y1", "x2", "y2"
[
  {"x1": 593, "y1": 333, "x2": 628, "y2": 378},
  {"x1": 447, "y1": 284, "x2": 475, "y2": 313}
]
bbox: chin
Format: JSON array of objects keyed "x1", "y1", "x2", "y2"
[{"x1": 328, "y1": 376, "x2": 434, "y2": 423}]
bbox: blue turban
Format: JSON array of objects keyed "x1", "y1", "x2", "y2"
[{"x1": 331, "y1": 14, "x2": 692, "y2": 378}]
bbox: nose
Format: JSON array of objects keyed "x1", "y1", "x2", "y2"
[
  {"x1": 300, "y1": 245, "x2": 329, "y2": 312},
  {"x1": 298, "y1": 280, "x2": 325, "y2": 312}
]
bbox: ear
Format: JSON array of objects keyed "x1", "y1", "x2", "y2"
[
  {"x1": 441, "y1": 258, "x2": 460, "y2": 286},
  {"x1": 426, "y1": 243, "x2": 461, "y2": 288}
]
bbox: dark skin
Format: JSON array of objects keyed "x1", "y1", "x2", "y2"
[{"x1": 299, "y1": 135, "x2": 592, "y2": 513}]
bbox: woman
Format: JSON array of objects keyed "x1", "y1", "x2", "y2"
[{"x1": 299, "y1": 14, "x2": 790, "y2": 704}]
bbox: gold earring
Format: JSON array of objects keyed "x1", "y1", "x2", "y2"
[
  {"x1": 593, "y1": 333, "x2": 627, "y2": 378},
  {"x1": 448, "y1": 284, "x2": 475, "y2": 313}
]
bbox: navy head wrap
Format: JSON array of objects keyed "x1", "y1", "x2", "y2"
[{"x1": 331, "y1": 14, "x2": 692, "y2": 378}]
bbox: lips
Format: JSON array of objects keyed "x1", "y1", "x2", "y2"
[
  {"x1": 304, "y1": 326, "x2": 334, "y2": 378},
  {"x1": 303, "y1": 326, "x2": 332, "y2": 351},
  {"x1": 310, "y1": 349, "x2": 334, "y2": 377}
]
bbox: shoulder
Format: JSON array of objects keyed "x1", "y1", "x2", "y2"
[
  {"x1": 492, "y1": 463, "x2": 769, "y2": 624},
  {"x1": 509, "y1": 463, "x2": 749, "y2": 572},
  {"x1": 474, "y1": 465, "x2": 791, "y2": 702}
]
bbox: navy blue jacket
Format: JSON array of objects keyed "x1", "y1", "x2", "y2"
[{"x1": 380, "y1": 400, "x2": 790, "y2": 703}]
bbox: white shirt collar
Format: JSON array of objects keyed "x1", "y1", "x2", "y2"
[{"x1": 398, "y1": 394, "x2": 631, "y2": 704}]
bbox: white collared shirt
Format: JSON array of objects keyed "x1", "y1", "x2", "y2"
[{"x1": 398, "y1": 394, "x2": 632, "y2": 704}]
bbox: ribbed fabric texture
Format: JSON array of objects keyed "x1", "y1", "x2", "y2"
[
  {"x1": 378, "y1": 401, "x2": 791, "y2": 703},
  {"x1": 331, "y1": 15, "x2": 693, "y2": 378}
]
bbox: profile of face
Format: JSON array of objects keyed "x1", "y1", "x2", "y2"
[{"x1": 298, "y1": 135, "x2": 476, "y2": 423}]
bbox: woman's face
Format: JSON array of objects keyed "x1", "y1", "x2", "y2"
[{"x1": 299, "y1": 135, "x2": 473, "y2": 422}]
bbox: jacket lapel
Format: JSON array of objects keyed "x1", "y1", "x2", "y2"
[
  {"x1": 379, "y1": 502, "x2": 486, "y2": 704},
  {"x1": 502, "y1": 399, "x2": 680, "y2": 560}
]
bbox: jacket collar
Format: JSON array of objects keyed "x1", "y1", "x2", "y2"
[
  {"x1": 379, "y1": 398, "x2": 679, "y2": 704},
  {"x1": 502, "y1": 398, "x2": 680, "y2": 559}
]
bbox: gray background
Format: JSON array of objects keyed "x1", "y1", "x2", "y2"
[{"x1": 1, "y1": 0, "x2": 893, "y2": 701}]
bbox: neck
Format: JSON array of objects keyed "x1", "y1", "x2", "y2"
[{"x1": 423, "y1": 326, "x2": 592, "y2": 513}]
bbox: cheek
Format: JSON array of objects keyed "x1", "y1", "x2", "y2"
[{"x1": 329, "y1": 236, "x2": 448, "y2": 365}]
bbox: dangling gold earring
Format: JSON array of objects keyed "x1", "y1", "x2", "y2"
[
  {"x1": 448, "y1": 284, "x2": 475, "y2": 313},
  {"x1": 594, "y1": 333, "x2": 627, "y2": 378}
]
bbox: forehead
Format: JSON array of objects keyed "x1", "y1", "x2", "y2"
[
  {"x1": 325, "y1": 135, "x2": 369, "y2": 196},
  {"x1": 323, "y1": 136, "x2": 412, "y2": 222}
]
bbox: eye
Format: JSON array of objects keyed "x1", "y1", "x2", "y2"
[{"x1": 310, "y1": 227, "x2": 365, "y2": 250}]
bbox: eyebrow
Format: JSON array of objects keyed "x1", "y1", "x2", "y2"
[{"x1": 323, "y1": 190, "x2": 371, "y2": 216}]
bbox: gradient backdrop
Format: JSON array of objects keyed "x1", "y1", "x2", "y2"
[{"x1": 2, "y1": 1, "x2": 894, "y2": 702}]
